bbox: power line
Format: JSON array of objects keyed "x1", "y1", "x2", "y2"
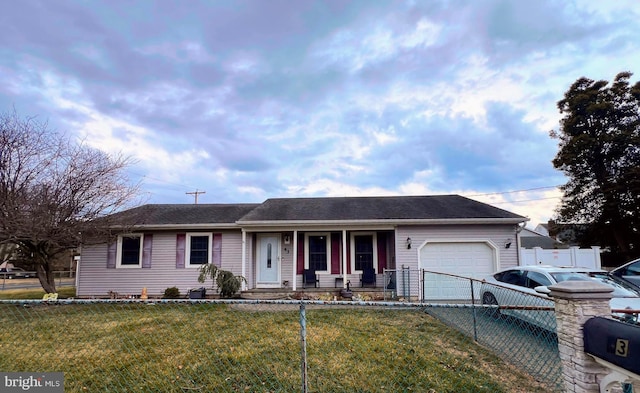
[
  {"x1": 464, "y1": 185, "x2": 562, "y2": 198},
  {"x1": 129, "y1": 171, "x2": 199, "y2": 192},
  {"x1": 130, "y1": 168, "x2": 564, "y2": 205},
  {"x1": 484, "y1": 196, "x2": 561, "y2": 205}
]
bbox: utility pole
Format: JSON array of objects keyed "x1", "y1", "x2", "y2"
[{"x1": 186, "y1": 190, "x2": 206, "y2": 204}]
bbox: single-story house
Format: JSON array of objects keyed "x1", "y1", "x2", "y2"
[{"x1": 76, "y1": 195, "x2": 528, "y2": 298}]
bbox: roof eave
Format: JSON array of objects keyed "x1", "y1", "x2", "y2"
[
  {"x1": 111, "y1": 223, "x2": 241, "y2": 231},
  {"x1": 109, "y1": 217, "x2": 528, "y2": 231}
]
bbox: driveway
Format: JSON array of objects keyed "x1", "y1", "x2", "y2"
[{"x1": 425, "y1": 305, "x2": 562, "y2": 390}]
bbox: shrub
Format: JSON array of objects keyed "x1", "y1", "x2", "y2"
[
  {"x1": 197, "y1": 264, "x2": 246, "y2": 298},
  {"x1": 163, "y1": 287, "x2": 181, "y2": 299}
]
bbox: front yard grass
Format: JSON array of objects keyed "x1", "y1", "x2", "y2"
[{"x1": 0, "y1": 301, "x2": 550, "y2": 392}]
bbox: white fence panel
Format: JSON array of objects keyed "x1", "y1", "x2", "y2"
[{"x1": 520, "y1": 246, "x2": 601, "y2": 269}]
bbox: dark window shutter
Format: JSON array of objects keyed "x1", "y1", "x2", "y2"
[
  {"x1": 297, "y1": 233, "x2": 305, "y2": 274},
  {"x1": 176, "y1": 234, "x2": 186, "y2": 269},
  {"x1": 107, "y1": 241, "x2": 116, "y2": 269},
  {"x1": 331, "y1": 233, "x2": 341, "y2": 274},
  {"x1": 377, "y1": 232, "x2": 386, "y2": 271},
  {"x1": 346, "y1": 234, "x2": 351, "y2": 274},
  {"x1": 142, "y1": 234, "x2": 153, "y2": 268},
  {"x1": 212, "y1": 233, "x2": 222, "y2": 267}
]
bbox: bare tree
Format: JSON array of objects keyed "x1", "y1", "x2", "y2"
[{"x1": 0, "y1": 109, "x2": 141, "y2": 292}]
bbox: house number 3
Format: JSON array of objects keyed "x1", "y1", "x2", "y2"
[{"x1": 615, "y1": 339, "x2": 629, "y2": 357}]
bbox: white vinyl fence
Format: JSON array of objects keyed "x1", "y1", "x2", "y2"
[{"x1": 520, "y1": 246, "x2": 601, "y2": 269}]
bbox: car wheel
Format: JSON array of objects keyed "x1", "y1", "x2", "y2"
[{"x1": 482, "y1": 292, "x2": 500, "y2": 318}]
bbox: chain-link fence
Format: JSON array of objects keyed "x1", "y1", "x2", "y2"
[
  {"x1": 0, "y1": 298, "x2": 554, "y2": 392},
  {"x1": 382, "y1": 267, "x2": 419, "y2": 301},
  {"x1": 421, "y1": 271, "x2": 562, "y2": 391}
]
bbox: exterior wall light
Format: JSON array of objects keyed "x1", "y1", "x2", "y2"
[{"x1": 406, "y1": 237, "x2": 412, "y2": 249}]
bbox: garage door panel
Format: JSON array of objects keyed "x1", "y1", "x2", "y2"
[{"x1": 421, "y1": 242, "x2": 495, "y2": 300}]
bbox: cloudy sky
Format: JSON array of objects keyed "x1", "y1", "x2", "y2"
[{"x1": 2, "y1": 1, "x2": 639, "y2": 227}]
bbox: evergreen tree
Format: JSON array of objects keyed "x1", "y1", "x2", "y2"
[{"x1": 551, "y1": 72, "x2": 640, "y2": 263}]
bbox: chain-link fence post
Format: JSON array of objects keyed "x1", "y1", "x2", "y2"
[
  {"x1": 401, "y1": 265, "x2": 411, "y2": 299},
  {"x1": 470, "y1": 278, "x2": 478, "y2": 341},
  {"x1": 299, "y1": 300, "x2": 308, "y2": 393}
]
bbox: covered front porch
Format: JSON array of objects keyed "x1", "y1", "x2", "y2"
[
  {"x1": 240, "y1": 285, "x2": 394, "y2": 301},
  {"x1": 240, "y1": 228, "x2": 398, "y2": 292}
]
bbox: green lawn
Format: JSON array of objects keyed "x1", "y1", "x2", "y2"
[{"x1": 0, "y1": 299, "x2": 550, "y2": 392}]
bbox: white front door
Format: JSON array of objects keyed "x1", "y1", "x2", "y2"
[{"x1": 257, "y1": 234, "x2": 280, "y2": 287}]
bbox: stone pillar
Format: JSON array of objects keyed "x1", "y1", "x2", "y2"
[{"x1": 549, "y1": 281, "x2": 614, "y2": 393}]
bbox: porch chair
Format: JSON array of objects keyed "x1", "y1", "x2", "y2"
[
  {"x1": 303, "y1": 269, "x2": 319, "y2": 288},
  {"x1": 360, "y1": 268, "x2": 377, "y2": 288}
]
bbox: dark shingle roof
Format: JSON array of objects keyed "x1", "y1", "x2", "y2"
[
  {"x1": 112, "y1": 204, "x2": 260, "y2": 226},
  {"x1": 109, "y1": 195, "x2": 526, "y2": 228},
  {"x1": 237, "y1": 195, "x2": 526, "y2": 222},
  {"x1": 521, "y1": 237, "x2": 568, "y2": 249}
]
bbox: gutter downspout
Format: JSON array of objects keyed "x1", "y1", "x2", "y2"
[
  {"x1": 241, "y1": 229, "x2": 247, "y2": 291},
  {"x1": 342, "y1": 229, "x2": 347, "y2": 288},
  {"x1": 516, "y1": 223, "x2": 525, "y2": 267},
  {"x1": 292, "y1": 230, "x2": 298, "y2": 291},
  {"x1": 75, "y1": 245, "x2": 81, "y2": 292}
]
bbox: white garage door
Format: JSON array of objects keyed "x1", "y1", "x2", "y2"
[{"x1": 420, "y1": 242, "x2": 495, "y2": 300}]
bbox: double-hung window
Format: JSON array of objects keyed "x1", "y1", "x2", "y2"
[
  {"x1": 305, "y1": 233, "x2": 330, "y2": 273},
  {"x1": 186, "y1": 233, "x2": 212, "y2": 267},
  {"x1": 117, "y1": 234, "x2": 143, "y2": 268},
  {"x1": 351, "y1": 233, "x2": 377, "y2": 273}
]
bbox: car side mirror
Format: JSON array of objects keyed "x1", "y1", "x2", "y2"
[{"x1": 534, "y1": 286, "x2": 551, "y2": 295}]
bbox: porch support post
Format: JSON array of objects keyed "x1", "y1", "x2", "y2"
[
  {"x1": 241, "y1": 229, "x2": 247, "y2": 291},
  {"x1": 342, "y1": 229, "x2": 347, "y2": 288},
  {"x1": 292, "y1": 230, "x2": 298, "y2": 291}
]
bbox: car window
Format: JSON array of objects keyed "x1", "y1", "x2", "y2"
[
  {"x1": 495, "y1": 269, "x2": 526, "y2": 287},
  {"x1": 589, "y1": 273, "x2": 640, "y2": 297},
  {"x1": 525, "y1": 271, "x2": 553, "y2": 288},
  {"x1": 613, "y1": 260, "x2": 640, "y2": 277},
  {"x1": 624, "y1": 261, "x2": 640, "y2": 276},
  {"x1": 550, "y1": 272, "x2": 591, "y2": 283}
]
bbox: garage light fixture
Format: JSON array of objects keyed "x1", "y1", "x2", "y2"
[
  {"x1": 406, "y1": 237, "x2": 412, "y2": 249},
  {"x1": 505, "y1": 239, "x2": 512, "y2": 249}
]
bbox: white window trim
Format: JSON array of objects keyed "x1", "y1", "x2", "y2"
[
  {"x1": 186, "y1": 233, "x2": 213, "y2": 268},
  {"x1": 304, "y1": 232, "x2": 331, "y2": 273},
  {"x1": 350, "y1": 232, "x2": 378, "y2": 274},
  {"x1": 116, "y1": 234, "x2": 144, "y2": 269}
]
